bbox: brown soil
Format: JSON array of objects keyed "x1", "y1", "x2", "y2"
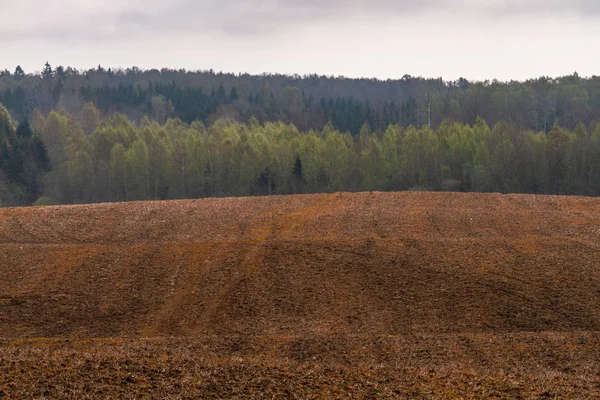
[{"x1": 1, "y1": 191, "x2": 600, "y2": 398}]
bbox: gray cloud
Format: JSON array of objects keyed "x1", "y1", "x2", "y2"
[
  {"x1": 106, "y1": 0, "x2": 600, "y2": 39},
  {"x1": 160, "y1": 0, "x2": 600, "y2": 28},
  {"x1": 2, "y1": 0, "x2": 599, "y2": 81},
  {"x1": 1, "y1": 0, "x2": 599, "y2": 42},
  {"x1": 496, "y1": 0, "x2": 600, "y2": 15}
]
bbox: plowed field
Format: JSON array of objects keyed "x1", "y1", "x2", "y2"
[{"x1": 1, "y1": 192, "x2": 600, "y2": 398}]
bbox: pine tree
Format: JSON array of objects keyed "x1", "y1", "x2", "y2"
[
  {"x1": 16, "y1": 119, "x2": 33, "y2": 138},
  {"x1": 292, "y1": 155, "x2": 305, "y2": 193},
  {"x1": 14, "y1": 65, "x2": 25, "y2": 79},
  {"x1": 42, "y1": 62, "x2": 54, "y2": 80},
  {"x1": 229, "y1": 87, "x2": 239, "y2": 103}
]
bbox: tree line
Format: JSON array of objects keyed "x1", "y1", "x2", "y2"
[
  {"x1": 1, "y1": 63, "x2": 600, "y2": 137},
  {"x1": 1, "y1": 101, "x2": 600, "y2": 207}
]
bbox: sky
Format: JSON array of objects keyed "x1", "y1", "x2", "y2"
[{"x1": 1, "y1": 0, "x2": 599, "y2": 81}]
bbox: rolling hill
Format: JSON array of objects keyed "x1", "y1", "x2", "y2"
[{"x1": 1, "y1": 191, "x2": 600, "y2": 398}]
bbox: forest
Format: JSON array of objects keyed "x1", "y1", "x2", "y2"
[
  {"x1": 2, "y1": 63, "x2": 600, "y2": 135},
  {"x1": 1, "y1": 63, "x2": 600, "y2": 206}
]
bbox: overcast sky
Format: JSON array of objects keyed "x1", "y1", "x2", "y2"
[{"x1": 1, "y1": 0, "x2": 598, "y2": 81}]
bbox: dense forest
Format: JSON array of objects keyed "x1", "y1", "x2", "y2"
[
  {"x1": 1, "y1": 63, "x2": 600, "y2": 206},
  {"x1": 1, "y1": 102, "x2": 600, "y2": 207},
  {"x1": 2, "y1": 63, "x2": 600, "y2": 135}
]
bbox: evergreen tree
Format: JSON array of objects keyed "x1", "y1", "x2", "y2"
[
  {"x1": 229, "y1": 87, "x2": 239, "y2": 103},
  {"x1": 42, "y1": 62, "x2": 54, "y2": 80},
  {"x1": 16, "y1": 119, "x2": 33, "y2": 138},
  {"x1": 292, "y1": 155, "x2": 305, "y2": 193},
  {"x1": 14, "y1": 65, "x2": 25, "y2": 79}
]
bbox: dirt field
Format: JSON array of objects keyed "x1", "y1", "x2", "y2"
[{"x1": 1, "y1": 191, "x2": 600, "y2": 398}]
